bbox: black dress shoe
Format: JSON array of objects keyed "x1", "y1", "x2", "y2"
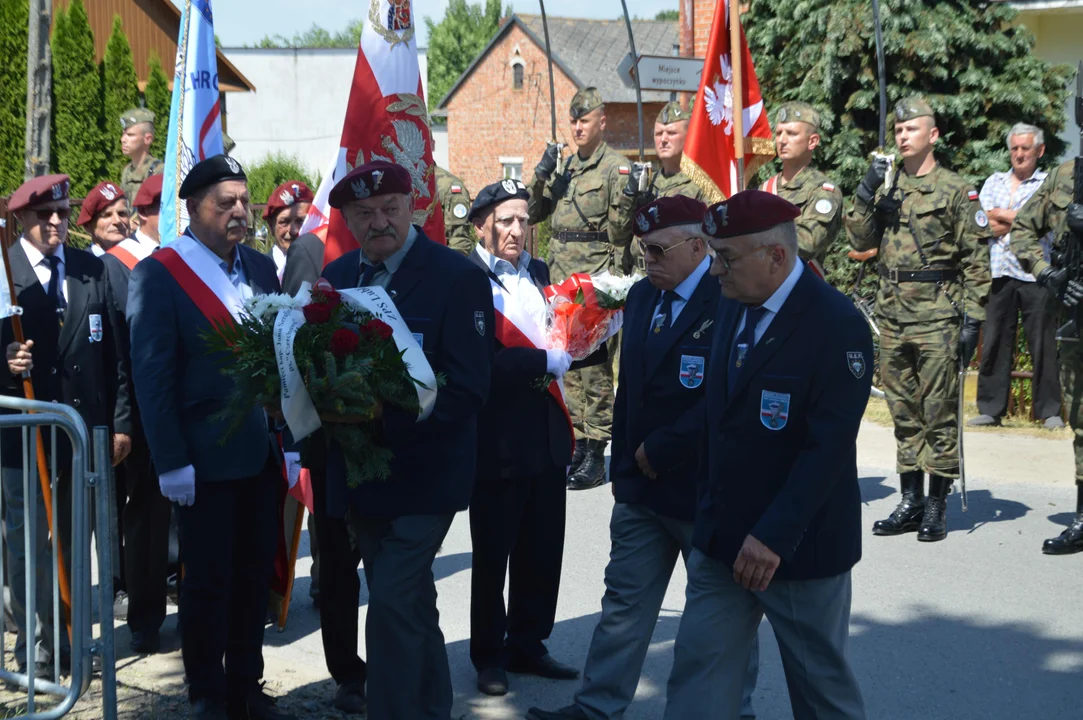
[
  {"x1": 332, "y1": 681, "x2": 367, "y2": 714},
  {"x1": 477, "y1": 667, "x2": 509, "y2": 696},
  {"x1": 191, "y1": 699, "x2": 229, "y2": 720},
  {"x1": 526, "y1": 704, "x2": 590, "y2": 720},
  {"x1": 507, "y1": 653, "x2": 580, "y2": 680},
  {"x1": 568, "y1": 440, "x2": 607, "y2": 491},
  {"x1": 130, "y1": 629, "x2": 161, "y2": 655},
  {"x1": 1043, "y1": 513, "x2": 1083, "y2": 555}
]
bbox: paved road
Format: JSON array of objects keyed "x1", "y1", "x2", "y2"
[{"x1": 102, "y1": 422, "x2": 1082, "y2": 719}]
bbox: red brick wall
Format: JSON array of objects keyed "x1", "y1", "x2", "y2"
[
  {"x1": 680, "y1": 0, "x2": 721, "y2": 58},
  {"x1": 445, "y1": 24, "x2": 665, "y2": 193}
]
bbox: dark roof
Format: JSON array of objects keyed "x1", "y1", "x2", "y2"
[{"x1": 437, "y1": 13, "x2": 678, "y2": 109}]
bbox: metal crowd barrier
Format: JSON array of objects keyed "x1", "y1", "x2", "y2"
[{"x1": 0, "y1": 396, "x2": 117, "y2": 719}]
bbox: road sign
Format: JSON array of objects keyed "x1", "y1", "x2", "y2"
[{"x1": 636, "y1": 55, "x2": 704, "y2": 93}]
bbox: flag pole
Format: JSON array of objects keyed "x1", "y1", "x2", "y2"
[
  {"x1": 729, "y1": 0, "x2": 745, "y2": 191},
  {"x1": 0, "y1": 206, "x2": 73, "y2": 638},
  {"x1": 276, "y1": 500, "x2": 306, "y2": 632}
]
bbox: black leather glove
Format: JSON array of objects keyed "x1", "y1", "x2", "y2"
[
  {"x1": 535, "y1": 143, "x2": 561, "y2": 181},
  {"x1": 856, "y1": 156, "x2": 892, "y2": 204},
  {"x1": 550, "y1": 170, "x2": 570, "y2": 201},
  {"x1": 959, "y1": 315, "x2": 982, "y2": 367},
  {"x1": 1067, "y1": 202, "x2": 1083, "y2": 234},
  {"x1": 1037, "y1": 265, "x2": 1069, "y2": 296},
  {"x1": 623, "y1": 162, "x2": 650, "y2": 198},
  {"x1": 1065, "y1": 280, "x2": 1083, "y2": 308}
]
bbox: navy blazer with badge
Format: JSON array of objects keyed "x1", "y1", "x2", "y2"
[
  {"x1": 321, "y1": 230, "x2": 494, "y2": 518},
  {"x1": 611, "y1": 264, "x2": 718, "y2": 521},
  {"x1": 695, "y1": 268, "x2": 872, "y2": 581},
  {"x1": 128, "y1": 239, "x2": 280, "y2": 481},
  {"x1": 1, "y1": 241, "x2": 132, "y2": 467}
]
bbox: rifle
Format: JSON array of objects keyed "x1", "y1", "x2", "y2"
[{"x1": 1055, "y1": 61, "x2": 1083, "y2": 343}]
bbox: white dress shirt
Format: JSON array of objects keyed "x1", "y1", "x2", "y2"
[
  {"x1": 271, "y1": 245, "x2": 287, "y2": 280},
  {"x1": 475, "y1": 244, "x2": 549, "y2": 330},
  {"x1": 651, "y1": 255, "x2": 712, "y2": 325},
  {"x1": 733, "y1": 260, "x2": 804, "y2": 346},
  {"x1": 20, "y1": 237, "x2": 68, "y2": 302}
]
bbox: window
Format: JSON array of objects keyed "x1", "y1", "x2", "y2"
[
  {"x1": 513, "y1": 63, "x2": 524, "y2": 90},
  {"x1": 503, "y1": 163, "x2": 523, "y2": 181}
]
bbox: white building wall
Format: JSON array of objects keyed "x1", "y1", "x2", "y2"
[{"x1": 222, "y1": 47, "x2": 447, "y2": 177}]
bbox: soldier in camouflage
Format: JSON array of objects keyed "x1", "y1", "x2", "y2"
[
  {"x1": 119, "y1": 109, "x2": 163, "y2": 205},
  {"x1": 435, "y1": 166, "x2": 475, "y2": 255},
  {"x1": 528, "y1": 87, "x2": 636, "y2": 490},
  {"x1": 760, "y1": 102, "x2": 844, "y2": 271},
  {"x1": 1010, "y1": 159, "x2": 1083, "y2": 555},
  {"x1": 845, "y1": 97, "x2": 991, "y2": 542},
  {"x1": 623, "y1": 102, "x2": 706, "y2": 273}
]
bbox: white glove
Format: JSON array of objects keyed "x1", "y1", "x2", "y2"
[
  {"x1": 601, "y1": 310, "x2": 624, "y2": 344},
  {"x1": 159, "y1": 465, "x2": 196, "y2": 506},
  {"x1": 545, "y1": 349, "x2": 573, "y2": 378},
  {"x1": 284, "y1": 452, "x2": 302, "y2": 489}
]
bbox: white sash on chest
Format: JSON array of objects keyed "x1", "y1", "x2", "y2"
[
  {"x1": 172, "y1": 233, "x2": 245, "y2": 322},
  {"x1": 117, "y1": 237, "x2": 155, "y2": 262}
]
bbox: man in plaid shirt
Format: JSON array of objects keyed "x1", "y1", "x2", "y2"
[{"x1": 971, "y1": 123, "x2": 1063, "y2": 428}]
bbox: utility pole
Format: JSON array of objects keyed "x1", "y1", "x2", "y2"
[{"x1": 24, "y1": 0, "x2": 52, "y2": 179}]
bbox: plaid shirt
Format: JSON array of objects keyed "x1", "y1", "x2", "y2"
[{"x1": 979, "y1": 168, "x2": 1048, "y2": 281}]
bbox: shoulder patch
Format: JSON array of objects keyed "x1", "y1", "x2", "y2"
[
  {"x1": 618, "y1": 166, "x2": 630, "y2": 175},
  {"x1": 821, "y1": 182, "x2": 836, "y2": 192},
  {"x1": 975, "y1": 210, "x2": 989, "y2": 228},
  {"x1": 815, "y1": 198, "x2": 834, "y2": 215},
  {"x1": 967, "y1": 189, "x2": 979, "y2": 202},
  {"x1": 450, "y1": 185, "x2": 462, "y2": 193}
]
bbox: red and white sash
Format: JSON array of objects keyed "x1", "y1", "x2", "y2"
[
  {"x1": 107, "y1": 237, "x2": 154, "y2": 271},
  {"x1": 489, "y1": 274, "x2": 575, "y2": 454},
  {"x1": 153, "y1": 234, "x2": 244, "y2": 328},
  {"x1": 760, "y1": 174, "x2": 825, "y2": 280}
]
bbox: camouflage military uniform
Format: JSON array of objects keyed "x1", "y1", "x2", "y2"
[
  {"x1": 121, "y1": 154, "x2": 163, "y2": 208},
  {"x1": 1013, "y1": 160, "x2": 1080, "y2": 479},
  {"x1": 845, "y1": 163, "x2": 991, "y2": 477},
  {"x1": 435, "y1": 166, "x2": 475, "y2": 255},
  {"x1": 761, "y1": 166, "x2": 842, "y2": 266},
  {"x1": 528, "y1": 90, "x2": 635, "y2": 445}
]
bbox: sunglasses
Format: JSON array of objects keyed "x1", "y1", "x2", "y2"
[
  {"x1": 32, "y1": 207, "x2": 71, "y2": 222},
  {"x1": 638, "y1": 236, "x2": 696, "y2": 260}
]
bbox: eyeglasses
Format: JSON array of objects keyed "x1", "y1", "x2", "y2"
[
  {"x1": 638, "y1": 236, "x2": 695, "y2": 260},
  {"x1": 32, "y1": 207, "x2": 71, "y2": 222},
  {"x1": 712, "y1": 245, "x2": 772, "y2": 272}
]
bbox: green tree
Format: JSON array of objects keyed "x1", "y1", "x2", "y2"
[
  {"x1": 103, "y1": 14, "x2": 140, "y2": 178},
  {"x1": 425, "y1": 0, "x2": 504, "y2": 113},
  {"x1": 245, "y1": 152, "x2": 317, "y2": 252},
  {"x1": 0, "y1": 0, "x2": 29, "y2": 194},
  {"x1": 144, "y1": 53, "x2": 171, "y2": 160},
  {"x1": 254, "y1": 19, "x2": 364, "y2": 48},
  {"x1": 51, "y1": 0, "x2": 106, "y2": 196},
  {"x1": 743, "y1": 0, "x2": 1074, "y2": 292},
  {"x1": 654, "y1": 9, "x2": 679, "y2": 21}
]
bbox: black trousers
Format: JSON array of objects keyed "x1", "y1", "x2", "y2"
[
  {"x1": 309, "y1": 459, "x2": 367, "y2": 687},
  {"x1": 177, "y1": 459, "x2": 278, "y2": 705},
  {"x1": 977, "y1": 276, "x2": 1062, "y2": 420},
  {"x1": 118, "y1": 438, "x2": 171, "y2": 634},
  {"x1": 469, "y1": 464, "x2": 567, "y2": 670}
]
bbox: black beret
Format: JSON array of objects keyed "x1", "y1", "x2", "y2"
[
  {"x1": 179, "y1": 154, "x2": 247, "y2": 199},
  {"x1": 468, "y1": 179, "x2": 529, "y2": 221}
]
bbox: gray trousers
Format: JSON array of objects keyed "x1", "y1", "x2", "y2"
[
  {"x1": 348, "y1": 512, "x2": 455, "y2": 720},
  {"x1": 665, "y1": 549, "x2": 866, "y2": 720},
  {"x1": 576, "y1": 503, "x2": 759, "y2": 720}
]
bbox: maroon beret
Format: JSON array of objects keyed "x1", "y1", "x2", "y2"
[
  {"x1": 8, "y1": 174, "x2": 70, "y2": 213},
  {"x1": 265, "y1": 180, "x2": 314, "y2": 217},
  {"x1": 633, "y1": 195, "x2": 708, "y2": 238},
  {"x1": 77, "y1": 181, "x2": 127, "y2": 227},
  {"x1": 133, "y1": 173, "x2": 164, "y2": 209},
  {"x1": 703, "y1": 190, "x2": 801, "y2": 239},
  {"x1": 329, "y1": 162, "x2": 413, "y2": 209}
]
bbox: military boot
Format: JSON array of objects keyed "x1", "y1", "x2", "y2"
[
  {"x1": 872, "y1": 471, "x2": 925, "y2": 536},
  {"x1": 917, "y1": 475, "x2": 952, "y2": 542},
  {"x1": 568, "y1": 440, "x2": 607, "y2": 491},
  {"x1": 1042, "y1": 513, "x2": 1083, "y2": 555},
  {"x1": 568, "y1": 439, "x2": 588, "y2": 477}
]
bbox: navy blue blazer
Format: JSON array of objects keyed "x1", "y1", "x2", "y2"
[
  {"x1": 611, "y1": 270, "x2": 719, "y2": 521},
  {"x1": 128, "y1": 240, "x2": 279, "y2": 481},
  {"x1": 694, "y1": 268, "x2": 872, "y2": 581},
  {"x1": 321, "y1": 231, "x2": 494, "y2": 518}
]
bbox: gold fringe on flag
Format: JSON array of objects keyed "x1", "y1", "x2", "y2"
[{"x1": 681, "y1": 154, "x2": 726, "y2": 204}]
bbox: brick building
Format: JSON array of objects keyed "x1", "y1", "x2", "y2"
[{"x1": 437, "y1": 14, "x2": 678, "y2": 194}]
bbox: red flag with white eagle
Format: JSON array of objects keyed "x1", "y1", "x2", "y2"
[
  {"x1": 300, "y1": 0, "x2": 445, "y2": 265},
  {"x1": 681, "y1": 2, "x2": 774, "y2": 202}
]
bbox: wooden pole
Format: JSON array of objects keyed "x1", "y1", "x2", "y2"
[
  {"x1": 729, "y1": 0, "x2": 745, "y2": 192},
  {"x1": 0, "y1": 204, "x2": 73, "y2": 636},
  {"x1": 276, "y1": 501, "x2": 306, "y2": 632},
  {"x1": 23, "y1": 0, "x2": 51, "y2": 178}
]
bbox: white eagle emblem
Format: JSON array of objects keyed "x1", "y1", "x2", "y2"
[
  {"x1": 373, "y1": 119, "x2": 430, "y2": 202},
  {"x1": 225, "y1": 156, "x2": 241, "y2": 174},
  {"x1": 501, "y1": 179, "x2": 517, "y2": 194},
  {"x1": 703, "y1": 54, "x2": 734, "y2": 136},
  {"x1": 101, "y1": 184, "x2": 117, "y2": 201},
  {"x1": 352, "y1": 178, "x2": 370, "y2": 199},
  {"x1": 636, "y1": 213, "x2": 650, "y2": 233},
  {"x1": 279, "y1": 189, "x2": 294, "y2": 206},
  {"x1": 704, "y1": 211, "x2": 717, "y2": 235}
]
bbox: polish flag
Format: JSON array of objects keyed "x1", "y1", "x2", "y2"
[
  {"x1": 300, "y1": 0, "x2": 446, "y2": 265},
  {"x1": 681, "y1": 2, "x2": 774, "y2": 201}
]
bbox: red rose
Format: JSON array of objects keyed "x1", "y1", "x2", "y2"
[
  {"x1": 330, "y1": 328, "x2": 361, "y2": 358},
  {"x1": 362, "y1": 319, "x2": 393, "y2": 341},
  {"x1": 303, "y1": 302, "x2": 333, "y2": 324},
  {"x1": 311, "y1": 278, "x2": 341, "y2": 309}
]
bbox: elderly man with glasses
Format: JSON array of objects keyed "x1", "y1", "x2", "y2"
[{"x1": 529, "y1": 195, "x2": 759, "y2": 720}]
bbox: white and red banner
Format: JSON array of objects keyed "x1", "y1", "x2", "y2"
[
  {"x1": 682, "y1": 2, "x2": 774, "y2": 202},
  {"x1": 301, "y1": 0, "x2": 445, "y2": 265}
]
